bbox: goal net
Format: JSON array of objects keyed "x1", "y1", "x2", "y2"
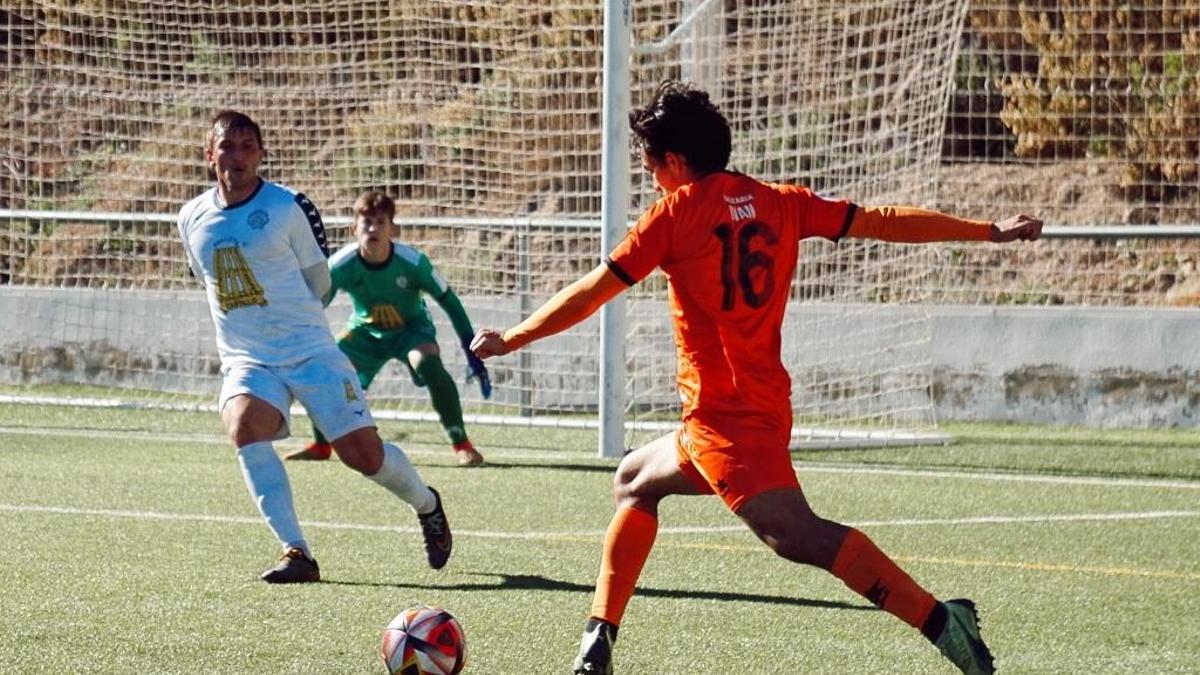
[
  {"x1": 622, "y1": 1, "x2": 967, "y2": 448},
  {"x1": 0, "y1": 1, "x2": 964, "y2": 448}
]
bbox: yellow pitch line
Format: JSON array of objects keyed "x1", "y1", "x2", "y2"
[
  {"x1": 892, "y1": 555, "x2": 1200, "y2": 581},
  {"x1": 635, "y1": 539, "x2": 1200, "y2": 581}
]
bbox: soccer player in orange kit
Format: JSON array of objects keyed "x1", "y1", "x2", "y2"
[{"x1": 471, "y1": 81, "x2": 1041, "y2": 675}]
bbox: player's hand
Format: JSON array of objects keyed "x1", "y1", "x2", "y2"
[
  {"x1": 990, "y1": 214, "x2": 1043, "y2": 242},
  {"x1": 469, "y1": 329, "x2": 510, "y2": 359},
  {"x1": 461, "y1": 335, "x2": 493, "y2": 399}
]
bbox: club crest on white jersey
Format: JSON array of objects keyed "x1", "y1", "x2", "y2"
[{"x1": 178, "y1": 180, "x2": 334, "y2": 366}]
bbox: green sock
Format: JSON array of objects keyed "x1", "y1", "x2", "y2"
[
  {"x1": 312, "y1": 426, "x2": 328, "y2": 445},
  {"x1": 416, "y1": 356, "x2": 468, "y2": 445}
]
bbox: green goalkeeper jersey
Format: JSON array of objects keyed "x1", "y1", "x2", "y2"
[{"x1": 327, "y1": 242, "x2": 474, "y2": 340}]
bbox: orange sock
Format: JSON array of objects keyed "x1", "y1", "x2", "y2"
[
  {"x1": 831, "y1": 528, "x2": 937, "y2": 630},
  {"x1": 589, "y1": 506, "x2": 658, "y2": 626}
]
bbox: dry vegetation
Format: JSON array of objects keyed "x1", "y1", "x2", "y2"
[
  {"x1": 984, "y1": 1, "x2": 1200, "y2": 198},
  {"x1": 1, "y1": 1, "x2": 1198, "y2": 301},
  {"x1": 963, "y1": 0, "x2": 1200, "y2": 200}
]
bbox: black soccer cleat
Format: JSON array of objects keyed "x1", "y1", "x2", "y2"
[
  {"x1": 417, "y1": 487, "x2": 452, "y2": 570},
  {"x1": 934, "y1": 598, "x2": 996, "y2": 675},
  {"x1": 260, "y1": 547, "x2": 320, "y2": 584},
  {"x1": 572, "y1": 619, "x2": 617, "y2": 675}
]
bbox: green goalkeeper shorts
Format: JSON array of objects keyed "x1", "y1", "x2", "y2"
[{"x1": 335, "y1": 320, "x2": 439, "y2": 388}]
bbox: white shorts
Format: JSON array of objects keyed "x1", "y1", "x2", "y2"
[{"x1": 219, "y1": 348, "x2": 376, "y2": 442}]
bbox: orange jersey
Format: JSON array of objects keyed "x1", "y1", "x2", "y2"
[{"x1": 606, "y1": 172, "x2": 853, "y2": 424}]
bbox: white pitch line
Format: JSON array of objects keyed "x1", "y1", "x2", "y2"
[
  {"x1": 2, "y1": 425, "x2": 1198, "y2": 490},
  {"x1": 0, "y1": 425, "x2": 231, "y2": 445},
  {"x1": 797, "y1": 463, "x2": 1200, "y2": 490},
  {"x1": 1, "y1": 503, "x2": 1197, "y2": 539},
  {"x1": 846, "y1": 510, "x2": 1200, "y2": 528}
]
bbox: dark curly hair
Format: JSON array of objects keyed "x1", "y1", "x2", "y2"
[{"x1": 628, "y1": 81, "x2": 731, "y2": 175}]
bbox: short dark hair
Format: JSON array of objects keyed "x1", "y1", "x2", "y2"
[
  {"x1": 629, "y1": 81, "x2": 731, "y2": 175},
  {"x1": 354, "y1": 190, "x2": 396, "y2": 220},
  {"x1": 207, "y1": 110, "x2": 263, "y2": 149}
]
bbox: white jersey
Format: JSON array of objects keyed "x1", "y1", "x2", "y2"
[{"x1": 178, "y1": 180, "x2": 333, "y2": 366}]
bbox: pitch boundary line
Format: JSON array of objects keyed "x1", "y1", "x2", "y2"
[
  {"x1": 1, "y1": 425, "x2": 1197, "y2": 491},
  {"x1": 797, "y1": 463, "x2": 1200, "y2": 490}
]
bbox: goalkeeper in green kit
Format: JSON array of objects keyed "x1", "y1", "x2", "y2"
[{"x1": 287, "y1": 191, "x2": 491, "y2": 467}]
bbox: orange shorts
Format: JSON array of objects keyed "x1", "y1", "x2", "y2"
[{"x1": 674, "y1": 411, "x2": 798, "y2": 512}]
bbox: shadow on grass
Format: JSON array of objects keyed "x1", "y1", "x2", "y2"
[
  {"x1": 408, "y1": 459, "x2": 616, "y2": 474},
  {"x1": 323, "y1": 571, "x2": 874, "y2": 613},
  {"x1": 461, "y1": 460, "x2": 614, "y2": 474}
]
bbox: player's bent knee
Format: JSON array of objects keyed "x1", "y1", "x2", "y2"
[
  {"x1": 746, "y1": 512, "x2": 846, "y2": 568},
  {"x1": 612, "y1": 474, "x2": 667, "y2": 513},
  {"x1": 331, "y1": 427, "x2": 384, "y2": 474},
  {"x1": 770, "y1": 537, "x2": 821, "y2": 566},
  {"x1": 336, "y1": 445, "x2": 384, "y2": 475},
  {"x1": 408, "y1": 344, "x2": 442, "y2": 371},
  {"x1": 611, "y1": 458, "x2": 646, "y2": 500},
  {"x1": 222, "y1": 397, "x2": 283, "y2": 446},
  {"x1": 746, "y1": 522, "x2": 818, "y2": 565}
]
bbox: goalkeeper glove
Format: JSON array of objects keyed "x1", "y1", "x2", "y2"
[{"x1": 461, "y1": 336, "x2": 492, "y2": 399}]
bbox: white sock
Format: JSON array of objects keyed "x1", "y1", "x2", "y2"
[
  {"x1": 368, "y1": 442, "x2": 436, "y2": 514},
  {"x1": 236, "y1": 442, "x2": 310, "y2": 557}
]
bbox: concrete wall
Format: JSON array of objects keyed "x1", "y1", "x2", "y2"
[
  {"x1": 1, "y1": 287, "x2": 1196, "y2": 426},
  {"x1": 0, "y1": 287, "x2": 600, "y2": 409},
  {"x1": 931, "y1": 306, "x2": 1200, "y2": 427}
]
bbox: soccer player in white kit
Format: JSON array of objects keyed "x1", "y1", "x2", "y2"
[{"x1": 177, "y1": 110, "x2": 452, "y2": 583}]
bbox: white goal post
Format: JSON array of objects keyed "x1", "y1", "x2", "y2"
[{"x1": 0, "y1": 1, "x2": 971, "y2": 456}]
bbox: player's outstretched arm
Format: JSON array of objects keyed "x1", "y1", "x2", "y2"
[
  {"x1": 847, "y1": 205, "x2": 1042, "y2": 244},
  {"x1": 471, "y1": 263, "x2": 626, "y2": 359}
]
